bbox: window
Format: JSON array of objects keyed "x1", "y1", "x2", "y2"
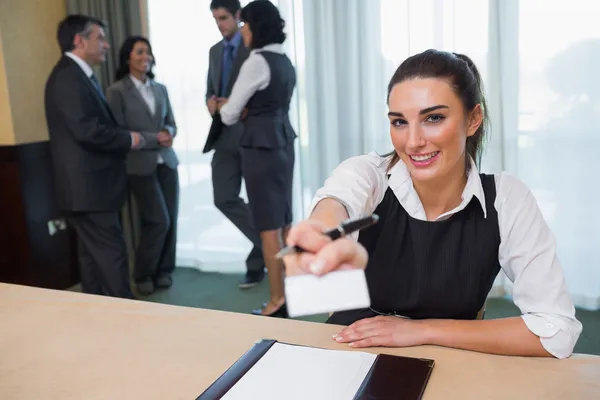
[
  {"x1": 507, "y1": 0, "x2": 600, "y2": 305},
  {"x1": 380, "y1": 0, "x2": 489, "y2": 85},
  {"x1": 378, "y1": 0, "x2": 490, "y2": 162}
]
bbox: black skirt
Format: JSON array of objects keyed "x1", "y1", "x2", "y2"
[{"x1": 241, "y1": 144, "x2": 295, "y2": 232}]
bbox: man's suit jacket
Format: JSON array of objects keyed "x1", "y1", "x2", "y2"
[
  {"x1": 203, "y1": 40, "x2": 250, "y2": 153},
  {"x1": 106, "y1": 77, "x2": 179, "y2": 176},
  {"x1": 44, "y1": 55, "x2": 132, "y2": 212}
]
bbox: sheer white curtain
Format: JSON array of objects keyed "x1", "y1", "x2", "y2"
[
  {"x1": 492, "y1": 0, "x2": 600, "y2": 310},
  {"x1": 147, "y1": 0, "x2": 304, "y2": 272},
  {"x1": 299, "y1": 0, "x2": 387, "y2": 202}
]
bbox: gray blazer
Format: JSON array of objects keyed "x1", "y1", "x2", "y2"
[
  {"x1": 106, "y1": 77, "x2": 179, "y2": 175},
  {"x1": 203, "y1": 40, "x2": 250, "y2": 153}
]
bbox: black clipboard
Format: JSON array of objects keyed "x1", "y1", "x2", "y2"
[{"x1": 196, "y1": 339, "x2": 435, "y2": 400}]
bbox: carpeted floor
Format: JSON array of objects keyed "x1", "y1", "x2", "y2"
[{"x1": 144, "y1": 267, "x2": 600, "y2": 355}]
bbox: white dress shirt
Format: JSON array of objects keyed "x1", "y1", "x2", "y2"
[
  {"x1": 129, "y1": 75, "x2": 163, "y2": 163},
  {"x1": 65, "y1": 52, "x2": 93, "y2": 78},
  {"x1": 220, "y1": 43, "x2": 284, "y2": 126},
  {"x1": 65, "y1": 52, "x2": 135, "y2": 148},
  {"x1": 129, "y1": 74, "x2": 156, "y2": 115},
  {"x1": 309, "y1": 153, "x2": 582, "y2": 359}
]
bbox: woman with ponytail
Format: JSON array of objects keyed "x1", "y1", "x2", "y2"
[{"x1": 283, "y1": 49, "x2": 581, "y2": 359}]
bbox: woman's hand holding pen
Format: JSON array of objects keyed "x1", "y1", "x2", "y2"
[
  {"x1": 282, "y1": 220, "x2": 368, "y2": 276},
  {"x1": 284, "y1": 216, "x2": 426, "y2": 349}
]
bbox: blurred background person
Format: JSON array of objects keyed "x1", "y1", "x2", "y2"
[
  {"x1": 219, "y1": 0, "x2": 297, "y2": 317},
  {"x1": 205, "y1": 0, "x2": 265, "y2": 289},
  {"x1": 45, "y1": 15, "x2": 144, "y2": 299},
  {"x1": 106, "y1": 36, "x2": 179, "y2": 295}
]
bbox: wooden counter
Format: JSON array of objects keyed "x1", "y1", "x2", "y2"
[{"x1": 1, "y1": 283, "x2": 599, "y2": 399}]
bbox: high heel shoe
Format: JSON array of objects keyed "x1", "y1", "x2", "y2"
[{"x1": 251, "y1": 301, "x2": 288, "y2": 318}]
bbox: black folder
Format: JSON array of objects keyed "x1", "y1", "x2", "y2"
[
  {"x1": 196, "y1": 339, "x2": 435, "y2": 400},
  {"x1": 203, "y1": 113, "x2": 223, "y2": 154}
]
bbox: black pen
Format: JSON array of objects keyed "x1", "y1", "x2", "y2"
[{"x1": 275, "y1": 214, "x2": 379, "y2": 259}]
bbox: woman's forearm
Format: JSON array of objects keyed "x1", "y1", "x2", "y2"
[
  {"x1": 309, "y1": 198, "x2": 349, "y2": 229},
  {"x1": 423, "y1": 317, "x2": 552, "y2": 357}
]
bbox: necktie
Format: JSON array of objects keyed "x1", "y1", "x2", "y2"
[
  {"x1": 90, "y1": 74, "x2": 106, "y2": 100},
  {"x1": 220, "y1": 44, "x2": 235, "y2": 97}
]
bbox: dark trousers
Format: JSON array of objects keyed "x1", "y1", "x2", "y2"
[
  {"x1": 68, "y1": 212, "x2": 132, "y2": 298},
  {"x1": 128, "y1": 165, "x2": 179, "y2": 283},
  {"x1": 211, "y1": 134, "x2": 264, "y2": 276}
]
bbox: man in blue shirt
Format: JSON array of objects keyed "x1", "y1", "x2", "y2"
[{"x1": 203, "y1": 0, "x2": 265, "y2": 288}]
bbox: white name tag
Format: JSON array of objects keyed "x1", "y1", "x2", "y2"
[{"x1": 284, "y1": 269, "x2": 371, "y2": 318}]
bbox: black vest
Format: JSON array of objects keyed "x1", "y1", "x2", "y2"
[
  {"x1": 328, "y1": 174, "x2": 502, "y2": 325},
  {"x1": 240, "y1": 51, "x2": 297, "y2": 149}
]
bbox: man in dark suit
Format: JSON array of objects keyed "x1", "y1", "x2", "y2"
[
  {"x1": 205, "y1": 0, "x2": 265, "y2": 288},
  {"x1": 44, "y1": 15, "x2": 145, "y2": 298}
]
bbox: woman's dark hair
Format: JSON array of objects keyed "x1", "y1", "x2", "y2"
[
  {"x1": 115, "y1": 36, "x2": 155, "y2": 81},
  {"x1": 386, "y1": 49, "x2": 489, "y2": 171},
  {"x1": 240, "y1": 0, "x2": 286, "y2": 49}
]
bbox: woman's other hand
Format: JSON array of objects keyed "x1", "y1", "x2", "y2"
[
  {"x1": 333, "y1": 316, "x2": 427, "y2": 348},
  {"x1": 283, "y1": 220, "x2": 368, "y2": 277}
]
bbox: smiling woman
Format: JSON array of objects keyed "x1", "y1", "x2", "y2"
[
  {"x1": 283, "y1": 49, "x2": 582, "y2": 359},
  {"x1": 105, "y1": 35, "x2": 180, "y2": 296},
  {"x1": 386, "y1": 51, "x2": 487, "y2": 180}
]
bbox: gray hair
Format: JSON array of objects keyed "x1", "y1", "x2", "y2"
[{"x1": 79, "y1": 21, "x2": 97, "y2": 38}]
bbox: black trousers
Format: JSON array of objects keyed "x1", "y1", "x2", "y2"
[
  {"x1": 128, "y1": 165, "x2": 179, "y2": 283},
  {"x1": 68, "y1": 212, "x2": 132, "y2": 298},
  {"x1": 211, "y1": 136, "x2": 264, "y2": 276}
]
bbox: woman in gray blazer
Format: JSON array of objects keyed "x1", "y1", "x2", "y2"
[{"x1": 106, "y1": 36, "x2": 179, "y2": 296}]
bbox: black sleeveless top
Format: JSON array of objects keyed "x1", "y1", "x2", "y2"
[
  {"x1": 239, "y1": 51, "x2": 296, "y2": 150},
  {"x1": 327, "y1": 174, "x2": 502, "y2": 326}
]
